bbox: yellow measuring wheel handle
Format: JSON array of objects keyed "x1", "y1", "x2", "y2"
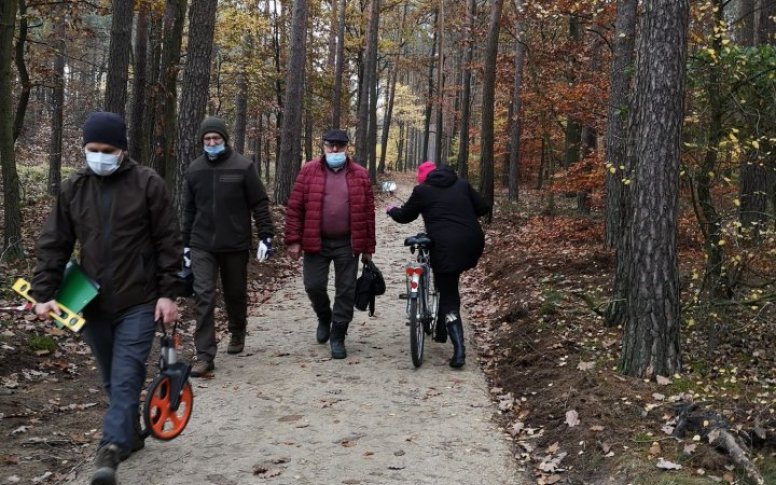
[{"x1": 11, "y1": 279, "x2": 86, "y2": 333}]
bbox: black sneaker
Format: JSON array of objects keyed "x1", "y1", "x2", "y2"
[
  {"x1": 316, "y1": 319, "x2": 331, "y2": 344},
  {"x1": 227, "y1": 333, "x2": 245, "y2": 354},
  {"x1": 91, "y1": 443, "x2": 121, "y2": 485}
]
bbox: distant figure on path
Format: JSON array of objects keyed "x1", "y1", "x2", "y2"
[
  {"x1": 387, "y1": 161, "x2": 490, "y2": 368},
  {"x1": 31, "y1": 111, "x2": 182, "y2": 485},
  {"x1": 183, "y1": 116, "x2": 275, "y2": 377},
  {"x1": 284, "y1": 129, "x2": 376, "y2": 359}
]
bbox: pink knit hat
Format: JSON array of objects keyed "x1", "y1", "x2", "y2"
[{"x1": 417, "y1": 161, "x2": 436, "y2": 184}]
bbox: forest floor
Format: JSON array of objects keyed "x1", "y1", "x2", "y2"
[{"x1": 0, "y1": 169, "x2": 775, "y2": 485}]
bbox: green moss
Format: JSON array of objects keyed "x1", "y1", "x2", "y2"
[{"x1": 28, "y1": 335, "x2": 57, "y2": 353}]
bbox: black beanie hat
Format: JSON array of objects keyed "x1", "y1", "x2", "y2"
[
  {"x1": 82, "y1": 112, "x2": 128, "y2": 151},
  {"x1": 198, "y1": 117, "x2": 230, "y2": 144},
  {"x1": 322, "y1": 129, "x2": 349, "y2": 144}
]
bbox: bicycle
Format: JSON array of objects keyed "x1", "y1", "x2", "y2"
[{"x1": 401, "y1": 233, "x2": 439, "y2": 367}]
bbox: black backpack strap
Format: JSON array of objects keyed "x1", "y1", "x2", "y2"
[{"x1": 368, "y1": 293, "x2": 376, "y2": 317}]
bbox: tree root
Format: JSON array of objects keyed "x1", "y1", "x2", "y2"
[{"x1": 673, "y1": 402, "x2": 765, "y2": 485}]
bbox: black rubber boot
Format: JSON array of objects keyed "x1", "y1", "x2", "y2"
[
  {"x1": 91, "y1": 443, "x2": 121, "y2": 485},
  {"x1": 447, "y1": 320, "x2": 465, "y2": 368},
  {"x1": 316, "y1": 317, "x2": 331, "y2": 344},
  {"x1": 330, "y1": 321, "x2": 348, "y2": 359}
]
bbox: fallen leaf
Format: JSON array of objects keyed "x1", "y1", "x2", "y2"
[
  {"x1": 649, "y1": 442, "x2": 662, "y2": 456},
  {"x1": 547, "y1": 442, "x2": 560, "y2": 454},
  {"x1": 537, "y1": 452, "x2": 567, "y2": 473},
  {"x1": 577, "y1": 361, "x2": 595, "y2": 371},
  {"x1": 589, "y1": 425, "x2": 605, "y2": 432},
  {"x1": 683, "y1": 443, "x2": 697, "y2": 455},
  {"x1": 656, "y1": 458, "x2": 683, "y2": 470},
  {"x1": 565, "y1": 410, "x2": 580, "y2": 427},
  {"x1": 508, "y1": 421, "x2": 524, "y2": 437},
  {"x1": 656, "y1": 375, "x2": 671, "y2": 385}
]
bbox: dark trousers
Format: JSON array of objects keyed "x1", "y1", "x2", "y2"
[
  {"x1": 82, "y1": 303, "x2": 156, "y2": 452},
  {"x1": 303, "y1": 238, "x2": 359, "y2": 324},
  {"x1": 435, "y1": 272, "x2": 462, "y2": 323},
  {"x1": 192, "y1": 249, "x2": 249, "y2": 362}
]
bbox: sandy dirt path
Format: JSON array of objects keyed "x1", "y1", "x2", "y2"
[{"x1": 68, "y1": 183, "x2": 524, "y2": 485}]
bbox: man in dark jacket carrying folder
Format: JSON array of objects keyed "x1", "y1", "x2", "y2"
[{"x1": 31, "y1": 111, "x2": 182, "y2": 485}]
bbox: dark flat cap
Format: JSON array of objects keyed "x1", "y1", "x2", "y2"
[{"x1": 322, "y1": 129, "x2": 349, "y2": 143}]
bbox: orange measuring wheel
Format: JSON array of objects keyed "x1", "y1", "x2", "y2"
[{"x1": 143, "y1": 374, "x2": 194, "y2": 440}]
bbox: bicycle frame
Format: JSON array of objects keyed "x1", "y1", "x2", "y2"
[{"x1": 403, "y1": 233, "x2": 439, "y2": 367}]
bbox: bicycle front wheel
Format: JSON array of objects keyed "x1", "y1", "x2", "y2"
[{"x1": 409, "y1": 297, "x2": 425, "y2": 367}]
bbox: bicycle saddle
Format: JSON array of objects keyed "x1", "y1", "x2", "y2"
[{"x1": 404, "y1": 233, "x2": 433, "y2": 248}]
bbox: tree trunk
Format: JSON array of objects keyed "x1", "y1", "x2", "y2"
[
  {"x1": 355, "y1": 0, "x2": 379, "y2": 167},
  {"x1": 154, "y1": 0, "x2": 186, "y2": 182},
  {"x1": 331, "y1": 0, "x2": 347, "y2": 128},
  {"x1": 48, "y1": 19, "x2": 66, "y2": 196},
  {"x1": 507, "y1": 0, "x2": 526, "y2": 202},
  {"x1": 129, "y1": 5, "x2": 149, "y2": 161},
  {"x1": 263, "y1": 113, "x2": 271, "y2": 184},
  {"x1": 379, "y1": 62, "x2": 398, "y2": 174},
  {"x1": 175, "y1": 0, "x2": 217, "y2": 217},
  {"x1": 479, "y1": 0, "x2": 505, "y2": 217},
  {"x1": 274, "y1": 0, "x2": 308, "y2": 204},
  {"x1": 738, "y1": 0, "x2": 770, "y2": 236},
  {"x1": 695, "y1": 5, "x2": 726, "y2": 297},
  {"x1": 271, "y1": 0, "x2": 284, "y2": 168},
  {"x1": 563, "y1": 15, "x2": 582, "y2": 168},
  {"x1": 604, "y1": 0, "x2": 638, "y2": 328},
  {"x1": 433, "y1": 0, "x2": 444, "y2": 166},
  {"x1": 104, "y1": 0, "x2": 134, "y2": 116},
  {"x1": 620, "y1": 0, "x2": 688, "y2": 378},
  {"x1": 457, "y1": 0, "x2": 476, "y2": 179},
  {"x1": 142, "y1": 8, "x2": 162, "y2": 166},
  {"x1": 0, "y1": 0, "x2": 23, "y2": 260},
  {"x1": 13, "y1": 0, "x2": 29, "y2": 142},
  {"x1": 605, "y1": 0, "x2": 638, "y2": 249},
  {"x1": 234, "y1": 70, "x2": 248, "y2": 154},
  {"x1": 421, "y1": 13, "x2": 438, "y2": 165}
]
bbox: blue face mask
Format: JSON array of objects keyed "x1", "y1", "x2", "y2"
[
  {"x1": 85, "y1": 151, "x2": 122, "y2": 176},
  {"x1": 325, "y1": 152, "x2": 347, "y2": 169},
  {"x1": 204, "y1": 143, "x2": 225, "y2": 159}
]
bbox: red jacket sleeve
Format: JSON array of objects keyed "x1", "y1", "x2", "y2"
[{"x1": 284, "y1": 167, "x2": 307, "y2": 246}]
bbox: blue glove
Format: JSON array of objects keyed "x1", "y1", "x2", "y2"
[
  {"x1": 257, "y1": 237, "x2": 273, "y2": 262},
  {"x1": 183, "y1": 247, "x2": 192, "y2": 268}
]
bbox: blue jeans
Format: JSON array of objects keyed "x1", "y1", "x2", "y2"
[{"x1": 82, "y1": 304, "x2": 156, "y2": 451}]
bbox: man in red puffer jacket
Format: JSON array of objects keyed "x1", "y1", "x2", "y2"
[{"x1": 285, "y1": 129, "x2": 375, "y2": 359}]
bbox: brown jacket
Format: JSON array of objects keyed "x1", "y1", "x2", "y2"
[{"x1": 32, "y1": 159, "x2": 182, "y2": 318}]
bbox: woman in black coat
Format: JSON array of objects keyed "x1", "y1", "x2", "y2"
[{"x1": 387, "y1": 163, "x2": 491, "y2": 368}]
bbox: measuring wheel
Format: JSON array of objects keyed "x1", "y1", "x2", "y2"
[
  {"x1": 143, "y1": 375, "x2": 193, "y2": 440},
  {"x1": 142, "y1": 320, "x2": 194, "y2": 440}
]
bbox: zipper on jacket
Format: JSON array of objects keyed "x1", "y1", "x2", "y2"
[
  {"x1": 98, "y1": 178, "x2": 115, "y2": 312},
  {"x1": 211, "y1": 164, "x2": 217, "y2": 248}
]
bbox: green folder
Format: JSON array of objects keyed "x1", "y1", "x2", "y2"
[{"x1": 55, "y1": 262, "x2": 100, "y2": 314}]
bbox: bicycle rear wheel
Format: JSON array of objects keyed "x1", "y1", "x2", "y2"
[{"x1": 409, "y1": 297, "x2": 425, "y2": 367}]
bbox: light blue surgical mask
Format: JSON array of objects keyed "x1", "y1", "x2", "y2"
[
  {"x1": 325, "y1": 152, "x2": 347, "y2": 169},
  {"x1": 204, "y1": 142, "x2": 226, "y2": 159},
  {"x1": 85, "y1": 151, "x2": 121, "y2": 176}
]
